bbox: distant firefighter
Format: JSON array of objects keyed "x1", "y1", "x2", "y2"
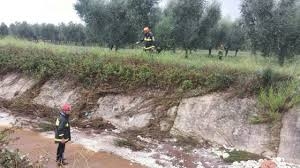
[
  {"x1": 136, "y1": 26, "x2": 162, "y2": 53},
  {"x1": 218, "y1": 43, "x2": 224, "y2": 60}
]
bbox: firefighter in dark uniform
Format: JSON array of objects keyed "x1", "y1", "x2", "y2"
[
  {"x1": 137, "y1": 27, "x2": 156, "y2": 52},
  {"x1": 55, "y1": 103, "x2": 71, "y2": 166},
  {"x1": 218, "y1": 43, "x2": 225, "y2": 60}
]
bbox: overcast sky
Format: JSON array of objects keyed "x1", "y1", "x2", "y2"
[
  {"x1": 219, "y1": 0, "x2": 241, "y2": 20},
  {"x1": 0, "y1": 0, "x2": 241, "y2": 25}
]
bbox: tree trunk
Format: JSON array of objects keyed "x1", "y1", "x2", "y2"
[
  {"x1": 172, "y1": 47, "x2": 176, "y2": 53},
  {"x1": 251, "y1": 43, "x2": 257, "y2": 55},
  {"x1": 208, "y1": 48, "x2": 212, "y2": 56},
  {"x1": 235, "y1": 49, "x2": 239, "y2": 57},
  {"x1": 225, "y1": 48, "x2": 229, "y2": 57},
  {"x1": 109, "y1": 44, "x2": 113, "y2": 50},
  {"x1": 185, "y1": 49, "x2": 188, "y2": 58},
  {"x1": 279, "y1": 45, "x2": 287, "y2": 66}
]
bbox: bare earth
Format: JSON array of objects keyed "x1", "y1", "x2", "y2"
[{"x1": 6, "y1": 128, "x2": 145, "y2": 168}]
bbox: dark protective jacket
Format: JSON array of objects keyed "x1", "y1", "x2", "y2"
[
  {"x1": 54, "y1": 112, "x2": 71, "y2": 143},
  {"x1": 141, "y1": 32, "x2": 155, "y2": 50}
]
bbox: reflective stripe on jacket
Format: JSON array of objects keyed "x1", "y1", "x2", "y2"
[
  {"x1": 142, "y1": 32, "x2": 155, "y2": 49},
  {"x1": 54, "y1": 112, "x2": 71, "y2": 143}
]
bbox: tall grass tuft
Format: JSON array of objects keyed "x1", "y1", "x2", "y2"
[{"x1": 251, "y1": 80, "x2": 300, "y2": 124}]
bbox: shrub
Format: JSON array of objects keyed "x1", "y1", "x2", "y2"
[
  {"x1": 205, "y1": 73, "x2": 235, "y2": 91},
  {"x1": 181, "y1": 80, "x2": 193, "y2": 90}
]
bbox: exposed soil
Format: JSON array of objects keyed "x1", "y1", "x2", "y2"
[{"x1": 5, "y1": 128, "x2": 145, "y2": 168}]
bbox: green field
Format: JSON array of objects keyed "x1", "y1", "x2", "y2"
[
  {"x1": 1, "y1": 37, "x2": 299, "y2": 78},
  {"x1": 0, "y1": 37, "x2": 298, "y2": 97}
]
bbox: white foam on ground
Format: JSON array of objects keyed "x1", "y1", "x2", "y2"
[
  {"x1": 42, "y1": 129, "x2": 176, "y2": 168},
  {"x1": 0, "y1": 111, "x2": 16, "y2": 127}
]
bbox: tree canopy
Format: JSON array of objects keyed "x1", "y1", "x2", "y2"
[{"x1": 241, "y1": 0, "x2": 300, "y2": 65}]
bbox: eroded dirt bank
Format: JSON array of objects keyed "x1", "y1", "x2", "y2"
[{"x1": 1, "y1": 73, "x2": 300, "y2": 168}]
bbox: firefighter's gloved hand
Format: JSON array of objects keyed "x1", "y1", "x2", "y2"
[{"x1": 61, "y1": 138, "x2": 66, "y2": 144}]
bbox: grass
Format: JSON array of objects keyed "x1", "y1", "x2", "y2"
[
  {"x1": 0, "y1": 128, "x2": 13, "y2": 145},
  {"x1": 223, "y1": 150, "x2": 264, "y2": 163},
  {"x1": 0, "y1": 37, "x2": 297, "y2": 94},
  {"x1": 1, "y1": 37, "x2": 299, "y2": 76},
  {"x1": 251, "y1": 80, "x2": 300, "y2": 124}
]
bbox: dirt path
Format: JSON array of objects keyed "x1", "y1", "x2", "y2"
[{"x1": 5, "y1": 128, "x2": 145, "y2": 168}]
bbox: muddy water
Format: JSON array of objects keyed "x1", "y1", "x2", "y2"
[
  {"x1": 0, "y1": 111, "x2": 226, "y2": 168},
  {"x1": 3, "y1": 128, "x2": 145, "y2": 168}
]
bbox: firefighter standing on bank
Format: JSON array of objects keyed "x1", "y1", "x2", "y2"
[
  {"x1": 136, "y1": 27, "x2": 156, "y2": 52},
  {"x1": 218, "y1": 43, "x2": 225, "y2": 60},
  {"x1": 55, "y1": 103, "x2": 72, "y2": 166}
]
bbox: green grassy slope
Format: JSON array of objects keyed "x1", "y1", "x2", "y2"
[{"x1": 0, "y1": 37, "x2": 295, "y2": 93}]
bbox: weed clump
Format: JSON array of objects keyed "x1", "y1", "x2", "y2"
[
  {"x1": 251, "y1": 80, "x2": 300, "y2": 124},
  {"x1": 114, "y1": 138, "x2": 145, "y2": 151},
  {"x1": 223, "y1": 150, "x2": 264, "y2": 163}
]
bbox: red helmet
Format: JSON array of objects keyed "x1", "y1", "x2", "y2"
[{"x1": 62, "y1": 103, "x2": 71, "y2": 112}]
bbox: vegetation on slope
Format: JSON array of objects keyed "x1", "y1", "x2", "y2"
[
  {"x1": 1, "y1": 38, "x2": 300, "y2": 124},
  {"x1": 0, "y1": 38, "x2": 294, "y2": 94}
]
